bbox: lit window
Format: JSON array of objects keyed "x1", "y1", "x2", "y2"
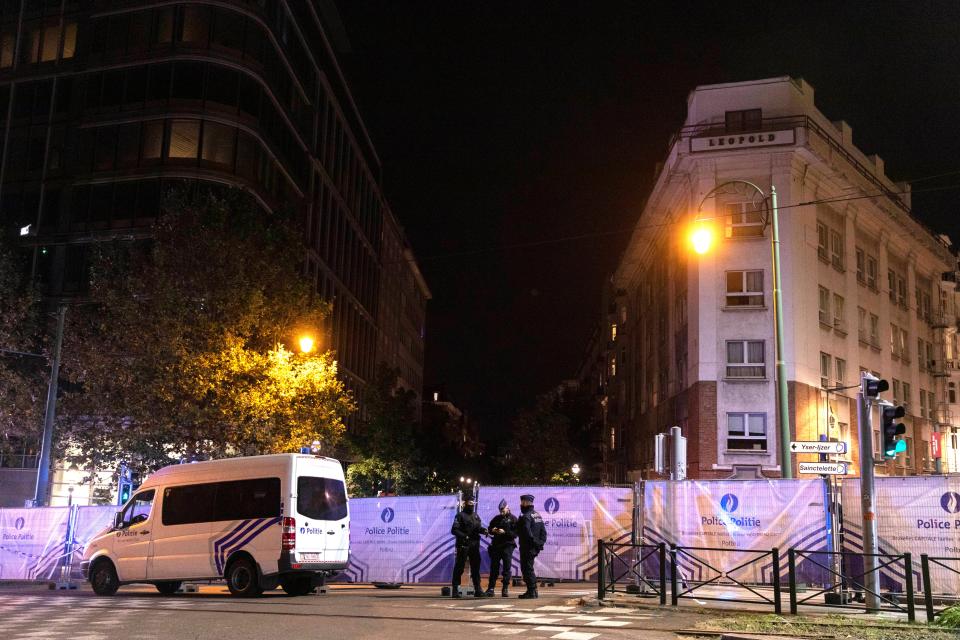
[
  {"x1": 61, "y1": 23, "x2": 77, "y2": 59},
  {"x1": 141, "y1": 120, "x2": 164, "y2": 161},
  {"x1": 609, "y1": 356, "x2": 616, "y2": 377},
  {"x1": 0, "y1": 30, "x2": 15, "y2": 68},
  {"x1": 727, "y1": 413, "x2": 766, "y2": 451},
  {"x1": 40, "y1": 24, "x2": 58, "y2": 62},
  {"x1": 168, "y1": 120, "x2": 199, "y2": 159},
  {"x1": 726, "y1": 340, "x2": 764, "y2": 378},
  {"x1": 201, "y1": 122, "x2": 236, "y2": 168},
  {"x1": 726, "y1": 270, "x2": 763, "y2": 307},
  {"x1": 610, "y1": 324, "x2": 617, "y2": 342}
]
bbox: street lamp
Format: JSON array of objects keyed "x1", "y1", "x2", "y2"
[
  {"x1": 691, "y1": 180, "x2": 792, "y2": 478},
  {"x1": 298, "y1": 335, "x2": 315, "y2": 354},
  {"x1": 571, "y1": 463, "x2": 581, "y2": 476}
]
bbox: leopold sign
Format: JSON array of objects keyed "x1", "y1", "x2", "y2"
[{"x1": 690, "y1": 129, "x2": 795, "y2": 152}]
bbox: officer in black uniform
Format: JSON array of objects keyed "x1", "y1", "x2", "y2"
[
  {"x1": 450, "y1": 498, "x2": 487, "y2": 597},
  {"x1": 485, "y1": 499, "x2": 518, "y2": 597},
  {"x1": 516, "y1": 494, "x2": 547, "y2": 599}
]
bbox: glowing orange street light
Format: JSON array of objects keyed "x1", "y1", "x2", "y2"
[
  {"x1": 690, "y1": 223, "x2": 713, "y2": 255},
  {"x1": 298, "y1": 335, "x2": 315, "y2": 354}
]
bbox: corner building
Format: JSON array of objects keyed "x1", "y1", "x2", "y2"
[
  {"x1": 0, "y1": 1, "x2": 429, "y2": 411},
  {"x1": 601, "y1": 77, "x2": 958, "y2": 481}
]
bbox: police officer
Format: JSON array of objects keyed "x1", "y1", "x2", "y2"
[
  {"x1": 485, "y1": 499, "x2": 518, "y2": 597},
  {"x1": 516, "y1": 494, "x2": 547, "y2": 599},
  {"x1": 450, "y1": 498, "x2": 487, "y2": 597}
]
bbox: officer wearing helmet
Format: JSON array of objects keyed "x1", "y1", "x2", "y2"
[{"x1": 450, "y1": 497, "x2": 487, "y2": 597}]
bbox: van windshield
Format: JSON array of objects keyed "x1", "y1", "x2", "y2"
[{"x1": 297, "y1": 476, "x2": 347, "y2": 521}]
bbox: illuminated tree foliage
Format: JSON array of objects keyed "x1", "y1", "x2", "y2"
[
  {"x1": 60, "y1": 189, "x2": 354, "y2": 472},
  {"x1": 0, "y1": 237, "x2": 44, "y2": 446}
]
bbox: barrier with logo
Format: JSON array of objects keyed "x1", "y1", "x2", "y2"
[
  {"x1": 0, "y1": 507, "x2": 72, "y2": 580},
  {"x1": 643, "y1": 479, "x2": 830, "y2": 585},
  {"x1": 342, "y1": 486, "x2": 633, "y2": 583},
  {"x1": 840, "y1": 476, "x2": 960, "y2": 593}
]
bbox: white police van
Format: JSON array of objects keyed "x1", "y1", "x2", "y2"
[{"x1": 81, "y1": 454, "x2": 349, "y2": 597}]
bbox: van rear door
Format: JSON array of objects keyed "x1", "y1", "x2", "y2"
[{"x1": 294, "y1": 472, "x2": 348, "y2": 565}]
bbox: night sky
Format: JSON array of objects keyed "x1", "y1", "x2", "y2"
[{"x1": 335, "y1": 2, "x2": 960, "y2": 439}]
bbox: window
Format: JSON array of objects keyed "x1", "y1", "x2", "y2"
[
  {"x1": 950, "y1": 382, "x2": 957, "y2": 404},
  {"x1": 214, "y1": 478, "x2": 281, "y2": 521},
  {"x1": 818, "y1": 286, "x2": 831, "y2": 325},
  {"x1": 869, "y1": 313, "x2": 879, "y2": 346},
  {"x1": 118, "y1": 489, "x2": 154, "y2": 528},
  {"x1": 168, "y1": 119, "x2": 199, "y2": 159},
  {"x1": 888, "y1": 270, "x2": 897, "y2": 303},
  {"x1": 830, "y1": 229, "x2": 844, "y2": 269},
  {"x1": 0, "y1": 29, "x2": 14, "y2": 68},
  {"x1": 858, "y1": 307, "x2": 867, "y2": 342},
  {"x1": 898, "y1": 277, "x2": 907, "y2": 308},
  {"x1": 833, "y1": 293, "x2": 845, "y2": 330},
  {"x1": 727, "y1": 413, "x2": 767, "y2": 450},
  {"x1": 820, "y1": 352, "x2": 831, "y2": 388},
  {"x1": 201, "y1": 122, "x2": 235, "y2": 168},
  {"x1": 141, "y1": 120, "x2": 164, "y2": 161},
  {"x1": 856, "y1": 248, "x2": 865, "y2": 283},
  {"x1": 900, "y1": 327, "x2": 909, "y2": 360},
  {"x1": 180, "y1": 5, "x2": 210, "y2": 45},
  {"x1": 920, "y1": 389, "x2": 928, "y2": 419},
  {"x1": 726, "y1": 270, "x2": 764, "y2": 306},
  {"x1": 817, "y1": 222, "x2": 829, "y2": 261},
  {"x1": 726, "y1": 340, "x2": 765, "y2": 378},
  {"x1": 162, "y1": 482, "x2": 217, "y2": 525},
  {"x1": 891, "y1": 324, "x2": 900, "y2": 357},
  {"x1": 866, "y1": 255, "x2": 878, "y2": 290},
  {"x1": 893, "y1": 378, "x2": 901, "y2": 402},
  {"x1": 724, "y1": 202, "x2": 764, "y2": 238},
  {"x1": 609, "y1": 356, "x2": 616, "y2": 377},
  {"x1": 297, "y1": 476, "x2": 348, "y2": 521},
  {"x1": 610, "y1": 324, "x2": 617, "y2": 341},
  {"x1": 836, "y1": 358, "x2": 846, "y2": 387},
  {"x1": 903, "y1": 382, "x2": 911, "y2": 407},
  {"x1": 725, "y1": 108, "x2": 762, "y2": 132}
]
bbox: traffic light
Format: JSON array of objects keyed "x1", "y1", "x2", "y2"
[
  {"x1": 862, "y1": 374, "x2": 889, "y2": 398},
  {"x1": 881, "y1": 404, "x2": 907, "y2": 458},
  {"x1": 116, "y1": 463, "x2": 133, "y2": 505}
]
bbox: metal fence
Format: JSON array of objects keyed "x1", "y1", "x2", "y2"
[{"x1": 594, "y1": 543, "x2": 960, "y2": 624}]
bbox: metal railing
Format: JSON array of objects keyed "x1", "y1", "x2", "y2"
[
  {"x1": 670, "y1": 545, "x2": 782, "y2": 613},
  {"x1": 596, "y1": 541, "x2": 666, "y2": 604},
  {"x1": 921, "y1": 554, "x2": 960, "y2": 623},
  {"x1": 788, "y1": 549, "x2": 915, "y2": 622}
]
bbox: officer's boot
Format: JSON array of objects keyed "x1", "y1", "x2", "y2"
[
  {"x1": 501, "y1": 583, "x2": 509, "y2": 598},
  {"x1": 451, "y1": 585, "x2": 461, "y2": 598},
  {"x1": 473, "y1": 582, "x2": 486, "y2": 598}
]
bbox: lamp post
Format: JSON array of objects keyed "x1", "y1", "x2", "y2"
[
  {"x1": 691, "y1": 181, "x2": 792, "y2": 478},
  {"x1": 571, "y1": 463, "x2": 581, "y2": 484}
]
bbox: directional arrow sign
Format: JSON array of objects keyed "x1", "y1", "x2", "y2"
[
  {"x1": 790, "y1": 441, "x2": 847, "y2": 454},
  {"x1": 798, "y1": 461, "x2": 847, "y2": 475}
]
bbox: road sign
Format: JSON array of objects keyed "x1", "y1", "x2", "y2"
[
  {"x1": 790, "y1": 441, "x2": 846, "y2": 454},
  {"x1": 798, "y1": 461, "x2": 847, "y2": 475}
]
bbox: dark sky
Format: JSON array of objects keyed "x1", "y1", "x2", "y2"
[{"x1": 335, "y1": 1, "x2": 960, "y2": 436}]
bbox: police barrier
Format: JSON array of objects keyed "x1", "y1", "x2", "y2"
[
  {"x1": 644, "y1": 479, "x2": 830, "y2": 585},
  {"x1": 840, "y1": 475, "x2": 960, "y2": 594},
  {"x1": 342, "y1": 486, "x2": 633, "y2": 583},
  {"x1": 0, "y1": 507, "x2": 71, "y2": 580}
]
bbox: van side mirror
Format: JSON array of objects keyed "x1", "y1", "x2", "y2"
[{"x1": 114, "y1": 512, "x2": 123, "y2": 529}]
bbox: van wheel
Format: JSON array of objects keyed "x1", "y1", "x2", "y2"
[
  {"x1": 280, "y1": 576, "x2": 313, "y2": 596},
  {"x1": 226, "y1": 557, "x2": 262, "y2": 597},
  {"x1": 155, "y1": 581, "x2": 182, "y2": 595},
  {"x1": 90, "y1": 560, "x2": 119, "y2": 596}
]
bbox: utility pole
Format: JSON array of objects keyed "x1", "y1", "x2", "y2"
[
  {"x1": 33, "y1": 304, "x2": 65, "y2": 507},
  {"x1": 770, "y1": 186, "x2": 792, "y2": 479},
  {"x1": 857, "y1": 372, "x2": 881, "y2": 611}
]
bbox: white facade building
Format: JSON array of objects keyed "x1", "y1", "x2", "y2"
[{"x1": 601, "y1": 77, "x2": 958, "y2": 481}]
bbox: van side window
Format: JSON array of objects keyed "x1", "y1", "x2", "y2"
[
  {"x1": 215, "y1": 478, "x2": 281, "y2": 521},
  {"x1": 120, "y1": 489, "x2": 154, "y2": 527},
  {"x1": 297, "y1": 476, "x2": 347, "y2": 521},
  {"x1": 163, "y1": 483, "x2": 216, "y2": 525},
  {"x1": 161, "y1": 477, "x2": 280, "y2": 525}
]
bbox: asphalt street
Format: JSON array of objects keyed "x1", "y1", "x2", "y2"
[{"x1": 0, "y1": 583, "x2": 689, "y2": 640}]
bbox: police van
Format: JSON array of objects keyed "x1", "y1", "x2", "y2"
[{"x1": 81, "y1": 454, "x2": 349, "y2": 597}]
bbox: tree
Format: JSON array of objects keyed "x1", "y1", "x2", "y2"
[
  {"x1": 345, "y1": 366, "x2": 464, "y2": 497},
  {"x1": 502, "y1": 394, "x2": 576, "y2": 484},
  {"x1": 0, "y1": 237, "x2": 44, "y2": 448},
  {"x1": 59, "y1": 188, "x2": 354, "y2": 473}
]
